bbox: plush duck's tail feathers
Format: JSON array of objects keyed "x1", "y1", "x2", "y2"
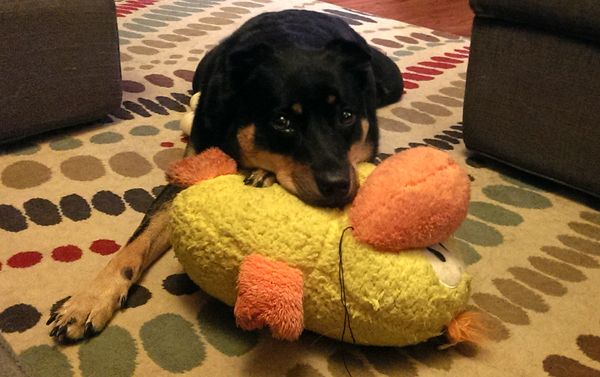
[{"x1": 446, "y1": 310, "x2": 489, "y2": 346}]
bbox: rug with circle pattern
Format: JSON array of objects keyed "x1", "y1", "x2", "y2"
[{"x1": 1, "y1": 0, "x2": 599, "y2": 376}]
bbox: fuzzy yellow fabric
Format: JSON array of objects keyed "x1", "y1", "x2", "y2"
[{"x1": 170, "y1": 164, "x2": 471, "y2": 346}]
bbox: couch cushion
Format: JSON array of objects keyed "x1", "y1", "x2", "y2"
[
  {"x1": 0, "y1": 0, "x2": 121, "y2": 144},
  {"x1": 469, "y1": 0, "x2": 600, "y2": 43},
  {"x1": 464, "y1": 17, "x2": 600, "y2": 197}
]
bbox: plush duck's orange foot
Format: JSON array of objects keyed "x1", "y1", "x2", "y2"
[{"x1": 234, "y1": 254, "x2": 304, "y2": 341}]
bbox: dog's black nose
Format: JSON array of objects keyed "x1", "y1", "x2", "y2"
[{"x1": 316, "y1": 171, "x2": 351, "y2": 203}]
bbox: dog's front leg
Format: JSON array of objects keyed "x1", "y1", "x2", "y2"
[
  {"x1": 47, "y1": 184, "x2": 181, "y2": 343},
  {"x1": 243, "y1": 168, "x2": 276, "y2": 188}
]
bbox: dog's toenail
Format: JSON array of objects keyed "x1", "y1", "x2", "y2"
[
  {"x1": 50, "y1": 326, "x2": 59, "y2": 337},
  {"x1": 84, "y1": 323, "x2": 95, "y2": 338},
  {"x1": 46, "y1": 313, "x2": 58, "y2": 326}
]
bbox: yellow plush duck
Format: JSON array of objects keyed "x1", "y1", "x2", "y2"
[{"x1": 167, "y1": 141, "x2": 483, "y2": 347}]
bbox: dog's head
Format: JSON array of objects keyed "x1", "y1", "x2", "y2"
[{"x1": 227, "y1": 39, "x2": 379, "y2": 207}]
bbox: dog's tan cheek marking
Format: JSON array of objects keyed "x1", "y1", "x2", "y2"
[
  {"x1": 237, "y1": 124, "x2": 260, "y2": 168},
  {"x1": 290, "y1": 165, "x2": 321, "y2": 198},
  {"x1": 291, "y1": 103, "x2": 302, "y2": 114},
  {"x1": 348, "y1": 119, "x2": 374, "y2": 165},
  {"x1": 327, "y1": 95, "x2": 336, "y2": 104},
  {"x1": 236, "y1": 125, "x2": 301, "y2": 194},
  {"x1": 347, "y1": 166, "x2": 359, "y2": 198},
  {"x1": 236, "y1": 125, "x2": 338, "y2": 201},
  {"x1": 359, "y1": 118, "x2": 369, "y2": 144}
]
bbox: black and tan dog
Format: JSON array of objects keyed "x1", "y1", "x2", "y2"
[{"x1": 48, "y1": 9, "x2": 403, "y2": 342}]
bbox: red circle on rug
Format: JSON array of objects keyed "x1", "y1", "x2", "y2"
[
  {"x1": 419, "y1": 61, "x2": 455, "y2": 69},
  {"x1": 90, "y1": 240, "x2": 121, "y2": 256},
  {"x1": 7, "y1": 252, "x2": 43, "y2": 268},
  {"x1": 161, "y1": 142, "x2": 174, "y2": 148},
  {"x1": 407, "y1": 66, "x2": 444, "y2": 75},
  {"x1": 445, "y1": 52, "x2": 469, "y2": 59},
  {"x1": 403, "y1": 80, "x2": 419, "y2": 90},
  {"x1": 432, "y1": 56, "x2": 463, "y2": 64},
  {"x1": 402, "y1": 72, "x2": 434, "y2": 81},
  {"x1": 52, "y1": 245, "x2": 83, "y2": 262}
]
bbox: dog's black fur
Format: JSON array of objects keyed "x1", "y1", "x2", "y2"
[
  {"x1": 190, "y1": 10, "x2": 403, "y2": 206},
  {"x1": 48, "y1": 10, "x2": 403, "y2": 343}
]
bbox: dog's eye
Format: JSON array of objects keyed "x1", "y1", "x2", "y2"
[
  {"x1": 340, "y1": 110, "x2": 356, "y2": 126},
  {"x1": 272, "y1": 116, "x2": 294, "y2": 134}
]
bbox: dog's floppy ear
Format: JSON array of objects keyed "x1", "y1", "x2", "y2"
[
  {"x1": 325, "y1": 39, "x2": 372, "y2": 69},
  {"x1": 228, "y1": 43, "x2": 274, "y2": 81}
]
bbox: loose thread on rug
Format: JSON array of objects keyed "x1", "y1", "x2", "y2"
[{"x1": 338, "y1": 226, "x2": 356, "y2": 377}]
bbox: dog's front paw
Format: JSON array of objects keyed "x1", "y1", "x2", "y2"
[
  {"x1": 47, "y1": 282, "x2": 129, "y2": 343},
  {"x1": 244, "y1": 169, "x2": 276, "y2": 188}
]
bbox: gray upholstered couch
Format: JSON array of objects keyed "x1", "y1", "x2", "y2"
[
  {"x1": 463, "y1": 0, "x2": 600, "y2": 198},
  {"x1": 0, "y1": 333, "x2": 29, "y2": 377},
  {"x1": 0, "y1": 0, "x2": 122, "y2": 144}
]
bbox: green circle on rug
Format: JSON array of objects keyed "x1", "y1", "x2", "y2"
[
  {"x1": 7, "y1": 143, "x2": 41, "y2": 155},
  {"x1": 468, "y1": 201, "x2": 523, "y2": 226},
  {"x1": 483, "y1": 185, "x2": 552, "y2": 209},
  {"x1": 49, "y1": 137, "x2": 83, "y2": 151},
  {"x1": 140, "y1": 313, "x2": 205, "y2": 373},
  {"x1": 454, "y1": 218, "x2": 503, "y2": 246},
  {"x1": 394, "y1": 50, "x2": 413, "y2": 57},
  {"x1": 20, "y1": 345, "x2": 73, "y2": 377},
  {"x1": 164, "y1": 120, "x2": 180, "y2": 130},
  {"x1": 90, "y1": 132, "x2": 124, "y2": 144},
  {"x1": 78, "y1": 326, "x2": 137, "y2": 377},
  {"x1": 450, "y1": 237, "x2": 481, "y2": 265},
  {"x1": 197, "y1": 299, "x2": 259, "y2": 357},
  {"x1": 130, "y1": 125, "x2": 160, "y2": 136}
]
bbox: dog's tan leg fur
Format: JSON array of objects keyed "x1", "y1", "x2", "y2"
[
  {"x1": 48, "y1": 207, "x2": 172, "y2": 341},
  {"x1": 48, "y1": 146, "x2": 195, "y2": 342}
]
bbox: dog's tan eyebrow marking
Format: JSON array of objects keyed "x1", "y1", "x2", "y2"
[
  {"x1": 291, "y1": 103, "x2": 302, "y2": 114},
  {"x1": 348, "y1": 119, "x2": 374, "y2": 164},
  {"x1": 327, "y1": 95, "x2": 336, "y2": 104}
]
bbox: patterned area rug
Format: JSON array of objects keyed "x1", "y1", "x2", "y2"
[{"x1": 2, "y1": 0, "x2": 600, "y2": 376}]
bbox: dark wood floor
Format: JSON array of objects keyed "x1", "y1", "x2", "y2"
[{"x1": 324, "y1": 0, "x2": 474, "y2": 37}]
